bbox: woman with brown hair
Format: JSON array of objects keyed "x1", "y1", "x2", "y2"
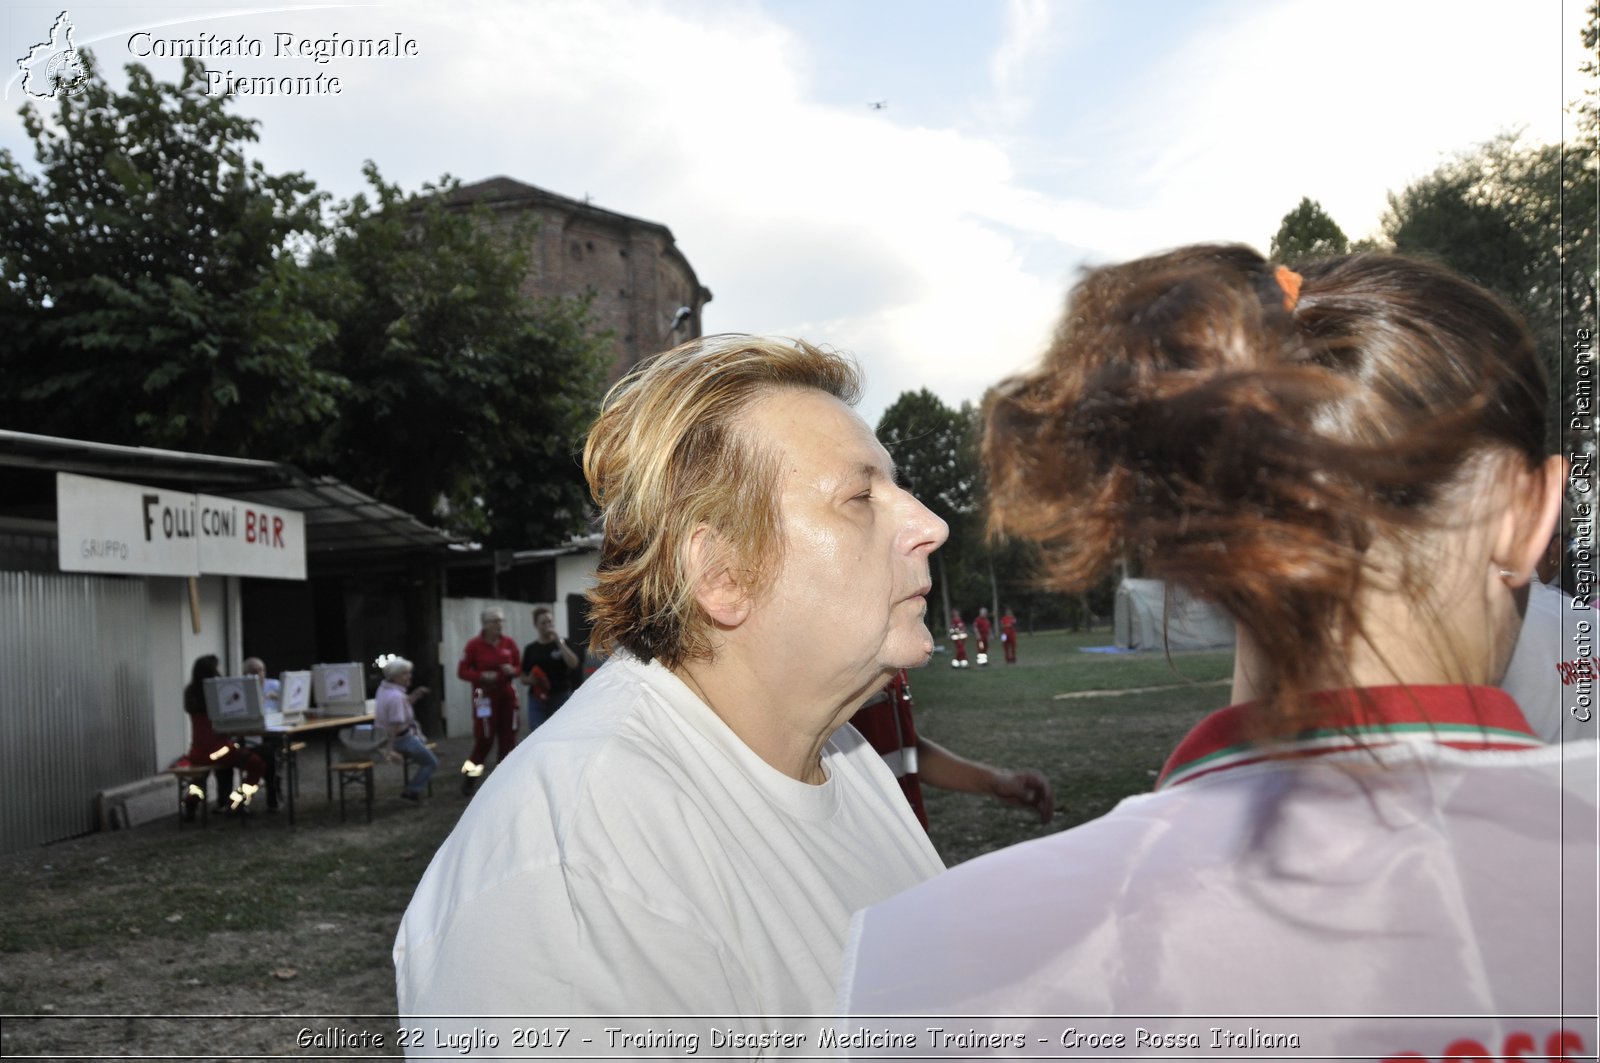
[
  {"x1": 181, "y1": 654, "x2": 268, "y2": 814},
  {"x1": 840, "y1": 246, "x2": 1597, "y2": 1055}
]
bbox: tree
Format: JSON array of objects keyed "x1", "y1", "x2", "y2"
[
  {"x1": 1379, "y1": 8, "x2": 1598, "y2": 447},
  {"x1": 1269, "y1": 197, "x2": 1349, "y2": 261},
  {"x1": 0, "y1": 54, "x2": 610, "y2": 546},
  {"x1": 876, "y1": 389, "x2": 977, "y2": 523},
  {"x1": 1581, "y1": 1, "x2": 1598, "y2": 140},
  {"x1": 1571, "y1": 1, "x2": 1599, "y2": 330},
  {"x1": 1382, "y1": 133, "x2": 1593, "y2": 445},
  {"x1": 0, "y1": 55, "x2": 342, "y2": 454},
  {"x1": 877, "y1": 389, "x2": 979, "y2": 630},
  {"x1": 302, "y1": 165, "x2": 609, "y2": 545},
  {"x1": 1383, "y1": 138, "x2": 1548, "y2": 307},
  {"x1": 878, "y1": 387, "x2": 1106, "y2": 633}
]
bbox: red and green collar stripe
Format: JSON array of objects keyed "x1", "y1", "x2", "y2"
[{"x1": 1156, "y1": 685, "x2": 1542, "y2": 791}]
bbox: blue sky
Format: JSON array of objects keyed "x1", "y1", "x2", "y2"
[{"x1": 3, "y1": 0, "x2": 1591, "y2": 424}]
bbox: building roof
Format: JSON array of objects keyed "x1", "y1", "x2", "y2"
[
  {"x1": 0, "y1": 430, "x2": 462, "y2": 557},
  {"x1": 446, "y1": 176, "x2": 710, "y2": 303},
  {"x1": 448, "y1": 176, "x2": 678, "y2": 240}
]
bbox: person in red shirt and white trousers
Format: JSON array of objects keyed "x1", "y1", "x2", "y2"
[
  {"x1": 456, "y1": 606, "x2": 521, "y2": 795},
  {"x1": 948, "y1": 610, "x2": 969, "y2": 668}
]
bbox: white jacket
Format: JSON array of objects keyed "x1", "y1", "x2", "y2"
[{"x1": 841, "y1": 686, "x2": 1599, "y2": 1060}]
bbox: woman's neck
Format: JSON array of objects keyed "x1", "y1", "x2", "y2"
[
  {"x1": 672, "y1": 658, "x2": 871, "y2": 784},
  {"x1": 1231, "y1": 595, "x2": 1493, "y2": 706}
]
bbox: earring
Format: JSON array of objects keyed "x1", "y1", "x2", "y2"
[{"x1": 1497, "y1": 568, "x2": 1519, "y2": 581}]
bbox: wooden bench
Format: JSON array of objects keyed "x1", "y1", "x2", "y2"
[
  {"x1": 329, "y1": 761, "x2": 374, "y2": 823},
  {"x1": 401, "y1": 741, "x2": 439, "y2": 797}
]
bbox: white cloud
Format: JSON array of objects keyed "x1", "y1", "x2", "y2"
[
  {"x1": 987, "y1": 0, "x2": 1057, "y2": 127},
  {"x1": 1, "y1": 0, "x2": 1585, "y2": 426},
  {"x1": 395, "y1": 0, "x2": 1070, "y2": 418},
  {"x1": 1082, "y1": 0, "x2": 1586, "y2": 252}
]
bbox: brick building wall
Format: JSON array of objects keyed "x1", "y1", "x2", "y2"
[{"x1": 448, "y1": 177, "x2": 712, "y2": 382}]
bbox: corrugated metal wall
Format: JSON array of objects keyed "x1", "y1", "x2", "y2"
[{"x1": 0, "y1": 571, "x2": 154, "y2": 853}]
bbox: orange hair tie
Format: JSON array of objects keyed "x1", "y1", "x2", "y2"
[{"x1": 1274, "y1": 265, "x2": 1303, "y2": 312}]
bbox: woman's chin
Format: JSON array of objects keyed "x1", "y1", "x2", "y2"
[{"x1": 883, "y1": 627, "x2": 935, "y2": 670}]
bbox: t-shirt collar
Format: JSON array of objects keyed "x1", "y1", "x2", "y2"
[{"x1": 1156, "y1": 685, "x2": 1541, "y2": 791}]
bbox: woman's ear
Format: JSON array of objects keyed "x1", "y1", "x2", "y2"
[
  {"x1": 686, "y1": 525, "x2": 751, "y2": 628},
  {"x1": 1495, "y1": 454, "x2": 1566, "y2": 586}
]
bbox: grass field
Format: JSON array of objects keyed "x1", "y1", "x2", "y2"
[
  {"x1": 916, "y1": 628, "x2": 1234, "y2": 866},
  {"x1": 0, "y1": 629, "x2": 1235, "y2": 1056}
]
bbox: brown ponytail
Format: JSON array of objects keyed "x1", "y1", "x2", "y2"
[{"x1": 986, "y1": 244, "x2": 1547, "y2": 734}]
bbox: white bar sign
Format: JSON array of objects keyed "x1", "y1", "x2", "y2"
[
  {"x1": 57, "y1": 472, "x2": 198, "y2": 576},
  {"x1": 195, "y1": 492, "x2": 306, "y2": 580},
  {"x1": 56, "y1": 472, "x2": 306, "y2": 580}
]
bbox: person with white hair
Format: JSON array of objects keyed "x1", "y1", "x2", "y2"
[
  {"x1": 454, "y1": 605, "x2": 521, "y2": 794},
  {"x1": 375, "y1": 655, "x2": 434, "y2": 803}
]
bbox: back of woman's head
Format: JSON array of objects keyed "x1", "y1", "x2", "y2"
[
  {"x1": 189, "y1": 654, "x2": 220, "y2": 687},
  {"x1": 987, "y1": 244, "x2": 1547, "y2": 731},
  {"x1": 184, "y1": 654, "x2": 221, "y2": 714}
]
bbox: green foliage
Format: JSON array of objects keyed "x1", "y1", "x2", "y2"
[
  {"x1": 877, "y1": 389, "x2": 984, "y2": 620},
  {"x1": 877, "y1": 388, "x2": 1080, "y2": 626},
  {"x1": 1269, "y1": 197, "x2": 1350, "y2": 262},
  {"x1": 1383, "y1": 137, "x2": 1547, "y2": 304},
  {"x1": 1377, "y1": 7, "x2": 1596, "y2": 446},
  {"x1": 1580, "y1": 1, "x2": 1598, "y2": 138},
  {"x1": 876, "y1": 387, "x2": 978, "y2": 524},
  {"x1": 0, "y1": 54, "x2": 341, "y2": 454},
  {"x1": 0, "y1": 56, "x2": 609, "y2": 546},
  {"x1": 303, "y1": 165, "x2": 609, "y2": 544},
  {"x1": 1382, "y1": 132, "x2": 1595, "y2": 440}
]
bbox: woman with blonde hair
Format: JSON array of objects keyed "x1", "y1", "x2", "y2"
[
  {"x1": 841, "y1": 246, "x2": 1597, "y2": 1057},
  {"x1": 398, "y1": 336, "x2": 948, "y2": 1038}
]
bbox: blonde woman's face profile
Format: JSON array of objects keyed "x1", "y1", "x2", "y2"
[{"x1": 737, "y1": 389, "x2": 948, "y2": 688}]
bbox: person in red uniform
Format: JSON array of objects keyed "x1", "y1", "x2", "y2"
[
  {"x1": 948, "y1": 609, "x2": 969, "y2": 668},
  {"x1": 973, "y1": 607, "x2": 992, "y2": 666},
  {"x1": 1000, "y1": 607, "x2": 1019, "y2": 664},
  {"x1": 456, "y1": 606, "x2": 521, "y2": 795},
  {"x1": 849, "y1": 670, "x2": 1053, "y2": 829},
  {"x1": 181, "y1": 654, "x2": 267, "y2": 815}
]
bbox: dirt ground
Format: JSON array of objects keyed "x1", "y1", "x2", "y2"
[
  {"x1": 0, "y1": 733, "x2": 479, "y2": 1061},
  {"x1": 0, "y1": 635, "x2": 1162, "y2": 1061}
]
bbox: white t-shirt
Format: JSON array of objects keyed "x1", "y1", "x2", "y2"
[
  {"x1": 840, "y1": 687, "x2": 1599, "y2": 1060},
  {"x1": 395, "y1": 651, "x2": 941, "y2": 1040},
  {"x1": 1501, "y1": 577, "x2": 1597, "y2": 743}
]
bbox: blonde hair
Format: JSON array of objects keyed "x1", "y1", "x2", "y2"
[{"x1": 583, "y1": 335, "x2": 861, "y2": 667}]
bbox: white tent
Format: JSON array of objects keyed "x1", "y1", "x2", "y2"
[{"x1": 1113, "y1": 578, "x2": 1236, "y2": 651}]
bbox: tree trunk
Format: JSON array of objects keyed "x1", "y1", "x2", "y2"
[
  {"x1": 988, "y1": 555, "x2": 1000, "y2": 622},
  {"x1": 937, "y1": 552, "x2": 951, "y2": 645}
]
